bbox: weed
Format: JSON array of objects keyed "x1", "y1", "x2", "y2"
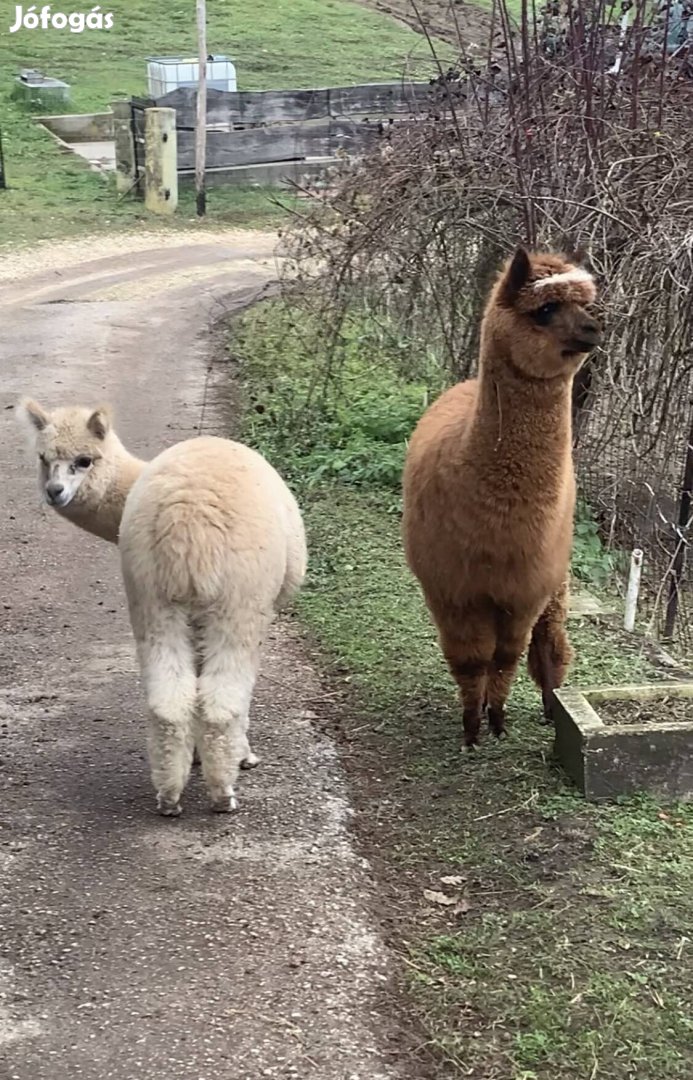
[
  {"x1": 236, "y1": 302, "x2": 443, "y2": 492},
  {"x1": 572, "y1": 498, "x2": 623, "y2": 587}
]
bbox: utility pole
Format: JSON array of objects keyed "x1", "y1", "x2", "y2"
[
  {"x1": 0, "y1": 127, "x2": 6, "y2": 190},
  {"x1": 195, "y1": 0, "x2": 207, "y2": 216}
]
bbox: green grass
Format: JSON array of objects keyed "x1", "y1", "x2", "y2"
[
  {"x1": 298, "y1": 495, "x2": 693, "y2": 1079},
  {"x1": 234, "y1": 300, "x2": 693, "y2": 1080},
  {"x1": 0, "y1": 0, "x2": 448, "y2": 247}
]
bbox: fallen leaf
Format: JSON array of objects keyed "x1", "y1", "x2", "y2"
[
  {"x1": 453, "y1": 898, "x2": 471, "y2": 915},
  {"x1": 423, "y1": 889, "x2": 457, "y2": 907},
  {"x1": 440, "y1": 875, "x2": 464, "y2": 887}
]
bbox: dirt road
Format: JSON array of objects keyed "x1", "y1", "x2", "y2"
[{"x1": 0, "y1": 232, "x2": 413, "y2": 1079}]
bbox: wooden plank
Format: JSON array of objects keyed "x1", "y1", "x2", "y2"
[
  {"x1": 175, "y1": 118, "x2": 378, "y2": 170},
  {"x1": 331, "y1": 118, "x2": 383, "y2": 155},
  {"x1": 179, "y1": 157, "x2": 338, "y2": 189},
  {"x1": 156, "y1": 86, "x2": 331, "y2": 128},
  {"x1": 177, "y1": 124, "x2": 330, "y2": 169},
  {"x1": 327, "y1": 82, "x2": 432, "y2": 117},
  {"x1": 154, "y1": 82, "x2": 433, "y2": 128}
]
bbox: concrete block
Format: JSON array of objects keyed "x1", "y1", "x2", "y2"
[{"x1": 552, "y1": 682, "x2": 693, "y2": 802}]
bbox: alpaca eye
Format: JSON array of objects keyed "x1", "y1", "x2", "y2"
[
  {"x1": 532, "y1": 302, "x2": 559, "y2": 326},
  {"x1": 75, "y1": 456, "x2": 93, "y2": 470},
  {"x1": 39, "y1": 453, "x2": 48, "y2": 467}
]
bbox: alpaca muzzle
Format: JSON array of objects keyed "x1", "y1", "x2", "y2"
[
  {"x1": 45, "y1": 481, "x2": 71, "y2": 508},
  {"x1": 567, "y1": 320, "x2": 602, "y2": 354}
]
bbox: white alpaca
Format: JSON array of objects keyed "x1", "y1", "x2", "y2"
[{"x1": 17, "y1": 399, "x2": 307, "y2": 817}]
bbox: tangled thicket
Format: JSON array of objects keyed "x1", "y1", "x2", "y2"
[{"x1": 277, "y1": 0, "x2": 693, "y2": 648}]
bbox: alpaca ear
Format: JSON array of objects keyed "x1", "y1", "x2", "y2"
[
  {"x1": 87, "y1": 405, "x2": 112, "y2": 440},
  {"x1": 17, "y1": 397, "x2": 51, "y2": 433},
  {"x1": 499, "y1": 247, "x2": 531, "y2": 306}
]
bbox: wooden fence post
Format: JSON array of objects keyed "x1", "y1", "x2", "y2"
[
  {"x1": 144, "y1": 107, "x2": 178, "y2": 215},
  {"x1": 111, "y1": 100, "x2": 136, "y2": 195}
]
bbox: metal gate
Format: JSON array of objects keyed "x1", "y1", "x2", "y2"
[{"x1": 130, "y1": 97, "x2": 153, "y2": 187}]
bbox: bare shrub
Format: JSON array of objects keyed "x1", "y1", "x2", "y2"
[{"x1": 278, "y1": 0, "x2": 693, "y2": 649}]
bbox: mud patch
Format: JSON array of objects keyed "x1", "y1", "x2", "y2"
[{"x1": 355, "y1": 0, "x2": 494, "y2": 49}]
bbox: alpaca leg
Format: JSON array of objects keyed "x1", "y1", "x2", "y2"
[
  {"x1": 238, "y1": 692, "x2": 259, "y2": 770},
  {"x1": 195, "y1": 612, "x2": 263, "y2": 812},
  {"x1": 528, "y1": 582, "x2": 573, "y2": 722},
  {"x1": 138, "y1": 608, "x2": 197, "y2": 817},
  {"x1": 192, "y1": 612, "x2": 260, "y2": 772},
  {"x1": 240, "y1": 743, "x2": 260, "y2": 770},
  {"x1": 438, "y1": 612, "x2": 495, "y2": 749},
  {"x1": 487, "y1": 621, "x2": 533, "y2": 739},
  {"x1": 189, "y1": 620, "x2": 254, "y2": 770},
  {"x1": 196, "y1": 652, "x2": 257, "y2": 811}
]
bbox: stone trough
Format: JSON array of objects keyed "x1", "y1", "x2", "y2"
[
  {"x1": 36, "y1": 112, "x2": 115, "y2": 173},
  {"x1": 552, "y1": 682, "x2": 693, "y2": 802}
]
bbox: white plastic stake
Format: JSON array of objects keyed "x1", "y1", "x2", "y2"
[
  {"x1": 624, "y1": 548, "x2": 643, "y2": 632},
  {"x1": 608, "y1": 7, "x2": 632, "y2": 76}
]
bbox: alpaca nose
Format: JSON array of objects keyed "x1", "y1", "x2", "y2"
[
  {"x1": 582, "y1": 320, "x2": 600, "y2": 337},
  {"x1": 46, "y1": 481, "x2": 65, "y2": 504},
  {"x1": 580, "y1": 321, "x2": 601, "y2": 346}
]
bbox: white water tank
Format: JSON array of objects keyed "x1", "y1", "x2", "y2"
[{"x1": 146, "y1": 55, "x2": 237, "y2": 97}]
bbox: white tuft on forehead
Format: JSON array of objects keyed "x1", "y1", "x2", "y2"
[{"x1": 533, "y1": 267, "x2": 595, "y2": 290}]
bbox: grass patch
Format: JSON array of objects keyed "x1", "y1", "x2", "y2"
[
  {"x1": 0, "y1": 0, "x2": 448, "y2": 248},
  {"x1": 234, "y1": 299, "x2": 693, "y2": 1080}
]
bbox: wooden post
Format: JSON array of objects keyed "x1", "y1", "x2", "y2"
[
  {"x1": 196, "y1": 0, "x2": 207, "y2": 216},
  {"x1": 111, "y1": 100, "x2": 136, "y2": 195},
  {"x1": 144, "y1": 107, "x2": 178, "y2": 215},
  {"x1": 0, "y1": 126, "x2": 6, "y2": 189}
]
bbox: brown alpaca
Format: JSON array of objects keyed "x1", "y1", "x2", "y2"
[{"x1": 402, "y1": 247, "x2": 601, "y2": 747}]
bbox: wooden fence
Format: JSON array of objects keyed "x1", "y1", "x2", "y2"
[{"x1": 124, "y1": 81, "x2": 436, "y2": 189}]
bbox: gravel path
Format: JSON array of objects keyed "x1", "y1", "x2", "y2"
[{"x1": 0, "y1": 232, "x2": 413, "y2": 1079}]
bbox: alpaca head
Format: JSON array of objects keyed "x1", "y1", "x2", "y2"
[
  {"x1": 485, "y1": 248, "x2": 601, "y2": 381},
  {"x1": 17, "y1": 398, "x2": 120, "y2": 516}
]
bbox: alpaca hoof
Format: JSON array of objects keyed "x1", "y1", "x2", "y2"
[
  {"x1": 539, "y1": 706, "x2": 554, "y2": 726},
  {"x1": 488, "y1": 707, "x2": 506, "y2": 739},
  {"x1": 157, "y1": 795, "x2": 182, "y2": 817},
  {"x1": 541, "y1": 690, "x2": 556, "y2": 722},
  {"x1": 463, "y1": 738, "x2": 478, "y2": 752},
  {"x1": 240, "y1": 752, "x2": 260, "y2": 770},
  {"x1": 211, "y1": 793, "x2": 238, "y2": 813}
]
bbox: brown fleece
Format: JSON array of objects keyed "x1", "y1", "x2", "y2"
[{"x1": 402, "y1": 248, "x2": 600, "y2": 747}]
